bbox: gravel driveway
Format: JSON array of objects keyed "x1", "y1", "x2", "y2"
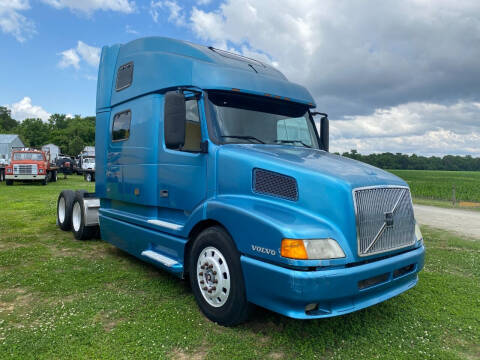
[{"x1": 413, "y1": 204, "x2": 480, "y2": 240}]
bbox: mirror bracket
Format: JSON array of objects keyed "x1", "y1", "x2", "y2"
[{"x1": 200, "y1": 141, "x2": 209, "y2": 153}]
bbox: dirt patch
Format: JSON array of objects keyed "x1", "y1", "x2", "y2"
[
  {"x1": 47, "y1": 244, "x2": 109, "y2": 260},
  {"x1": 93, "y1": 310, "x2": 123, "y2": 332},
  {"x1": 267, "y1": 352, "x2": 285, "y2": 359},
  {"x1": 169, "y1": 347, "x2": 207, "y2": 360},
  {"x1": 0, "y1": 288, "x2": 34, "y2": 312},
  {"x1": 0, "y1": 243, "x2": 26, "y2": 251}
]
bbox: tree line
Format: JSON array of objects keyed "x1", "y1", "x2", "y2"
[
  {"x1": 341, "y1": 150, "x2": 480, "y2": 171},
  {"x1": 0, "y1": 106, "x2": 95, "y2": 156}
]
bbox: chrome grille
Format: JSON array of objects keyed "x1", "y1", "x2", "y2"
[
  {"x1": 354, "y1": 186, "x2": 415, "y2": 257},
  {"x1": 13, "y1": 164, "x2": 37, "y2": 175}
]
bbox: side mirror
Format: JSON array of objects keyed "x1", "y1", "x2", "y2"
[
  {"x1": 320, "y1": 116, "x2": 329, "y2": 152},
  {"x1": 164, "y1": 91, "x2": 186, "y2": 149}
]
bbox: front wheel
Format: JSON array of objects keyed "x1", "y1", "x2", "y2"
[
  {"x1": 188, "y1": 226, "x2": 252, "y2": 326},
  {"x1": 6, "y1": 179, "x2": 13, "y2": 186}
]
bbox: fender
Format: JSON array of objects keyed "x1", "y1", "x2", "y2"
[{"x1": 205, "y1": 195, "x2": 354, "y2": 268}]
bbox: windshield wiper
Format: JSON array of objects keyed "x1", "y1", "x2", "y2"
[
  {"x1": 273, "y1": 139, "x2": 312, "y2": 148},
  {"x1": 221, "y1": 135, "x2": 265, "y2": 144}
]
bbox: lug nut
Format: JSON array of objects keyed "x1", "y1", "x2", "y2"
[
  {"x1": 208, "y1": 264, "x2": 213, "y2": 269},
  {"x1": 211, "y1": 287, "x2": 216, "y2": 291},
  {"x1": 208, "y1": 289, "x2": 212, "y2": 293},
  {"x1": 199, "y1": 272, "x2": 203, "y2": 276},
  {"x1": 200, "y1": 265, "x2": 205, "y2": 269},
  {"x1": 212, "y1": 271, "x2": 217, "y2": 275},
  {"x1": 213, "y1": 280, "x2": 218, "y2": 284},
  {"x1": 200, "y1": 280, "x2": 204, "y2": 284},
  {"x1": 202, "y1": 287, "x2": 208, "y2": 291}
]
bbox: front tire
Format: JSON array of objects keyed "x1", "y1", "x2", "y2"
[
  {"x1": 6, "y1": 179, "x2": 13, "y2": 186},
  {"x1": 189, "y1": 226, "x2": 251, "y2": 326}
]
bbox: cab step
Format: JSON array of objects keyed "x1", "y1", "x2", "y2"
[{"x1": 141, "y1": 250, "x2": 180, "y2": 268}]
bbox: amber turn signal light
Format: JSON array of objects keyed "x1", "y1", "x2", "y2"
[{"x1": 281, "y1": 239, "x2": 308, "y2": 260}]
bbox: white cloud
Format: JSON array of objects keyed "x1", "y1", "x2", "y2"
[
  {"x1": 125, "y1": 24, "x2": 138, "y2": 34},
  {"x1": 197, "y1": 0, "x2": 212, "y2": 5},
  {"x1": 41, "y1": 0, "x2": 136, "y2": 14},
  {"x1": 188, "y1": 0, "x2": 480, "y2": 156},
  {"x1": 6, "y1": 97, "x2": 51, "y2": 121},
  {"x1": 150, "y1": 0, "x2": 185, "y2": 26},
  {"x1": 58, "y1": 48, "x2": 81, "y2": 69},
  {"x1": 58, "y1": 41, "x2": 100, "y2": 70},
  {"x1": 330, "y1": 101, "x2": 480, "y2": 156},
  {"x1": 76, "y1": 41, "x2": 101, "y2": 67},
  {"x1": 0, "y1": 0, "x2": 35, "y2": 42}
]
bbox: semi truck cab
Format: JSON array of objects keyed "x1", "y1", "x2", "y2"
[{"x1": 56, "y1": 37, "x2": 425, "y2": 326}]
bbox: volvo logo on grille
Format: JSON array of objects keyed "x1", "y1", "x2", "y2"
[{"x1": 385, "y1": 212, "x2": 394, "y2": 227}]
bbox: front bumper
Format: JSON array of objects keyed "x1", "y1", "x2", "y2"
[
  {"x1": 241, "y1": 245, "x2": 425, "y2": 319},
  {"x1": 6, "y1": 174, "x2": 45, "y2": 180}
]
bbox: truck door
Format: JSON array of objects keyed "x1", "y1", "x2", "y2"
[{"x1": 158, "y1": 93, "x2": 207, "y2": 223}]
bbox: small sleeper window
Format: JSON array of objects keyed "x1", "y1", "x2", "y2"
[
  {"x1": 115, "y1": 62, "x2": 133, "y2": 91},
  {"x1": 112, "y1": 110, "x2": 131, "y2": 141}
]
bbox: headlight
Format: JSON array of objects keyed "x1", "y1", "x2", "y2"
[
  {"x1": 415, "y1": 223, "x2": 423, "y2": 245},
  {"x1": 281, "y1": 238, "x2": 346, "y2": 260}
]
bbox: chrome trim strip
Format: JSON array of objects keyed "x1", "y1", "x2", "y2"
[{"x1": 147, "y1": 219, "x2": 183, "y2": 231}]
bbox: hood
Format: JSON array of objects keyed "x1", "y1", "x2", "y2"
[{"x1": 221, "y1": 144, "x2": 405, "y2": 189}]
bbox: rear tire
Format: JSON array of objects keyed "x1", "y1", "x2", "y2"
[
  {"x1": 189, "y1": 226, "x2": 252, "y2": 326},
  {"x1": 52, "y1": 171, "x2": 57, "y2": 182},
  {"x1": 57, "y1": 190, "x2": 75, "y2": 231},
  {"x1": 71, "y1": 193, "x2": 96, "y2": 240}
]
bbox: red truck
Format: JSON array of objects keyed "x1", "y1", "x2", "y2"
[{"x1": 5, "y1": 148, "x2": 58, "y2": 186}]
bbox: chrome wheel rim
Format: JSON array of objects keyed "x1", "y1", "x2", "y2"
[
  {"x1": 196, "y1": 246, "x2": 230, "y2": 308},
  {"x1": 72, "y1": 202, "x2": 81, "y2": 232},
  {"x1": 58, "y1": 197, "x2": 66, "y2": 223}
]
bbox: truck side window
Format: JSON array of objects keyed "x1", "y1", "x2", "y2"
[
  {"x1": 182, "y1": 99, "x2": 202, "y2": 152},
  {"x1": 116, "y1": 62, "x2": 133, "y2": 91},
  {"x1": 112, "y1": 110, "x2": 131, "y2": 142}
]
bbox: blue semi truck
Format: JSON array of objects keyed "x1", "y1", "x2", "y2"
[{"x1": 56, "y1": 37, "x2": 425, "y2": 326}]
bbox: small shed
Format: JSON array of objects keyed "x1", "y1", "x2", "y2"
[
  {"x1": 42, "y1": 143, "x2": 60, "y2": 163},
  {"x1": 0, "y1": 134, "x2": 24, "y2": 164}
]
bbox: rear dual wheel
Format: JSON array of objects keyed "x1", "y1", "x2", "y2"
[
  {"x1": 57, "y1": 190, "x2": 96, "y2": 240},
  {"x1": 57, "y1": 190, "x2": 74, "y2": 230}
]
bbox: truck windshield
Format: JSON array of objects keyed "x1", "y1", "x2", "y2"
[
  {"x1": 208, "y1": 91, "x2": 319, "y2": 149},
  {"x1": 13, "y1": 152, "x2": 44, "y2": 161}
]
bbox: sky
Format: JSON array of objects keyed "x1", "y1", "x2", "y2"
[{"x1": 1, "y1": 0, "x2": 479, "y2": 156}]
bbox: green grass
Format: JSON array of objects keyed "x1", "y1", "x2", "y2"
[
  {"x1": 389, "y1": 170, "x2": 480, "y2": 203},
  {"x1": 1, "y1": 176, "x2": 479, "y2": 359}
]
